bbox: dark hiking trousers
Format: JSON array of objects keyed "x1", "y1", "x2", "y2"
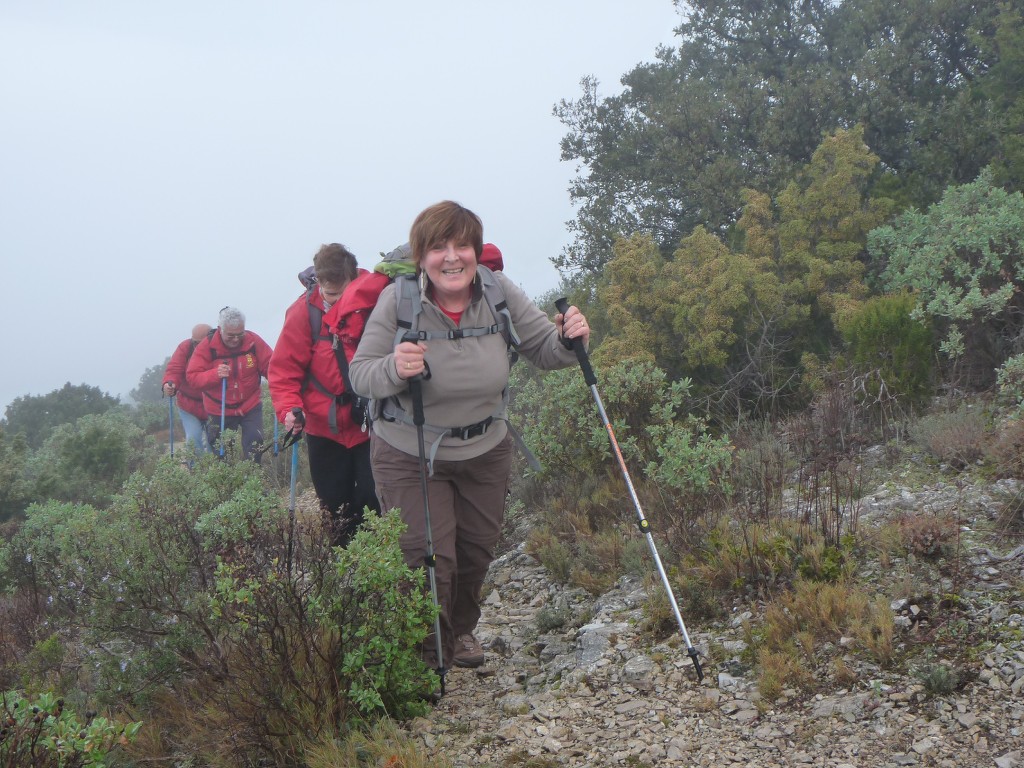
[
  {"x1": 370, "y1": 430, "x2": 513, "y2": 669},
  {"x1": 206, "y1": 404, "x2": 264, "y2": 463},
  {"x1": 306, "y1": 434, "x2": 378, "y2": 546}
]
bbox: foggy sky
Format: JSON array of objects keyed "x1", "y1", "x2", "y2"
[{"x1": 0, "y1": 1, "x2": 680, "y2": 413}]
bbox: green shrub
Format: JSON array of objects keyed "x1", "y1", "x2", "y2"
[
  {"x1": 873, "y1": 170, "x2": 1024, "y2": 384},
  {"x1": 120, "y1": 400, "x2": 169, "y2": 433},
  {"x1": 206, "y1": 510, "x2": 436, "y2": 746},
  {"x1": 526, "y1": 526, "x2": 573, "y2": 583},
  {"x1": 915, "y1": 662, "x2": 961, "y2": 696},
  {"x1": 512, "y1": 360, "x2": 732, "y2": 570},
  {"x1": 535, "y1": 604, "x2": 572, "y2": 633},
  {"x1": 26, "y1": 411, "x2": 160, "y2": 507},
  {"x1": 512, "y1": 361, "x2": 731, "y2": 494},
  {"x1": 0, "y1": 690, "x2": 141, "y2": 767},
  {"x1": 996, "y1": 353, "x2": 1024, "y2": 411},
  {"x1": 3, "y1": 384, "x2": 119, "y2": 451},
  {"x1": 839, "y1": 293, "x2": 934, "y2": 411},
  {"x1": 1, "y1": 455, "x2": 437, "y2": 766},
  {"x1": 672, "y1": 566, "x2": 728, "y2": 623}
]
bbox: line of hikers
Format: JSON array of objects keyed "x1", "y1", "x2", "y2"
[{"x1": 161, "y1": 200, "x2": 592, "y2": 684}]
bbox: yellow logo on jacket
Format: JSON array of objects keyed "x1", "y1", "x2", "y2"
[{"x1": 246, "y1": 354, "x2": 255, "y2": 368}]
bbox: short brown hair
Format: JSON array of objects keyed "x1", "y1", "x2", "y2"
[
  {"x1": 409, "y1": 201, "x2": 483, "y2": 268},
  {"x1": 313, "y1": 243, "x2": 358, "y2": 284}
]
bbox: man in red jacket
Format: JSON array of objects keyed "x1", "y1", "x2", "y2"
[
  {"x1": 187, "y1": 307, "x2": 273, "y2": 462},
  {"x1": 162, "y1": 323, "x2": 213, "y2": 454},
  {"x1": 268, "y1": 243, "x2": 378, "y2": 545}
]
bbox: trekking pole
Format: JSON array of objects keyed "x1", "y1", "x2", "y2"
[
  {"x1": 555, "y1": 298, "x2": 704, "y2": 682},
  {"x1": 168, "y1": 395, "x2": 175, "y2": 458},
  {"x1": 273, "y1": 419, "x2": 280, "y2": 457},
  {"x1": 219, "y1": 377, "x2": 227, "y2": 457},
  {"x1": 404, "y1": 334, "x2": 446, "y2": 695},
  {"x1": 287, "y1": 408, "x2": 303, "y2": 568}
]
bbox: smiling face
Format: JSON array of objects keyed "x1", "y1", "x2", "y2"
[
  {"x1": 409, "y1": 201, "x2": 484, "y2": 308},
  {"x1": 422, "y1": 239, "x2": 478, "y2": 307}
]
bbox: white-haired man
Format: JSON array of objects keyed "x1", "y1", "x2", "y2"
[{"x1": 187, "y1": 307, "x2": 273, "y2": 461}]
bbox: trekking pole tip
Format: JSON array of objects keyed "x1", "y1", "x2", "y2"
[{"x1": 687, "y1": 646, "x2": 704, "y2": 682}]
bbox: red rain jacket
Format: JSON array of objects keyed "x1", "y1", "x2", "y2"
[
  {"x1": 186, "y1": 329, "x2": 273, "y2": 418},
  {"x1": 268, "y1": 275, "x2": 371, "y2": 447},
  {"x1": 162, "y1": 337, "x2": 208, "y2": 419}
]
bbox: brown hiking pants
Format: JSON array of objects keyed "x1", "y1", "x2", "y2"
[{"x1": 370, "y1": 431, "x2": 513, "y2": 669}]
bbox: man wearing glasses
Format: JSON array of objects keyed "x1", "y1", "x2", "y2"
[{"x1": 187, "y1": 306, "x2": 274, "y2": 461}]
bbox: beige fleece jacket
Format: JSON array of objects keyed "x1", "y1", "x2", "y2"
[{"x1": 349, "y1": 267, "x2": 580, "y2": 460}]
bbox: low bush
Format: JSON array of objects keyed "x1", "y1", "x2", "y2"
[
  {"x1": 986, "y1": 417, "x2": 1024, "y2": 479},
  {"x1": 26, "y1": 411, "x2": 160, "y2": 508},
  {"x1": 754, "y1": 578, "x2": 895, "y2": 696},
  {"x1": 915, "y1": 662, "x2": 961, "y2": 697},
  {"x1": 513, "y1": 361, "x2": 732, "y2": 592},
  {"x1": 1, "y1": 455, "x2": 437, "y2": 767},
  {"x1": 909, "y1": 405, "x2": 989, "y2": 469},
  {"x1": 0, "y1": 690, "x2": 141, "y2": 767},
  {"x1": 897, "y1": 512, "x2": 958, "y2": 559}
]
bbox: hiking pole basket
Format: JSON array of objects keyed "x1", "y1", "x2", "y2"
[
  {"x1": 404, "y1": 332, "x2": 446, "y2": 696},
  {"x1": 555, "y1": 298, "x2": 704, "y2": 682}
]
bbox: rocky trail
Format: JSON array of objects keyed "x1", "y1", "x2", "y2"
[{"x1": 402, "y1": 473, "x2": 1024, "y2": 767}]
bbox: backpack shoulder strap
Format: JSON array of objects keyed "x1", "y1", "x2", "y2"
[
  {"x1": 393, "y1": 274, "x2": 423, "y2": 344},
  {"x1": 184, "y1": 337, "x2": 201, "y2": 365},
  {"x1": 305, "y1": 285, "x2": 332, "y2": 345},
  {"x1": 478, "y1": 267, "x2": 520, "y2": 349}
]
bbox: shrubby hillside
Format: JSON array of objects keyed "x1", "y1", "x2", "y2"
[{"x1": 3, "y1": 1, "x2": 1024, "y2": 764}]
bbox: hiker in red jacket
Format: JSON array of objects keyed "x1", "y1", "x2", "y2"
[
  {"x1": 268, "y1": 243, "x2": 379, "y2": 545},
  {"x1": 186, "y1": 307, "x2": 273, "y2": 462},
  {"x1": 162, "y1": 323, "x2": 213, "y2": 454}
]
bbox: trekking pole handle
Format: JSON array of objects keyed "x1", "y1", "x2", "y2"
[
  {"x1": 291, "y1": 407, "x2": 305, "y2": 428},
  {"x1": 400, "y1": 331, "x2": 428, "y2": 426},
  {"x1": 555, "y1": 298, "x2": 597, "y2": 386}
]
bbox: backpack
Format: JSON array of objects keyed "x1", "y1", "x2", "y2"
[
  {"x1": 292, "y1": 268, "x2": 359, "y2": 434},
  {"x1": 325, "y1": 243, "x2": 540, "y2": 471}
]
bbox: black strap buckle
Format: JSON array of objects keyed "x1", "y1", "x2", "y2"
[{"x1": 452, "y1": 417, "x2": 493, "y2": 440}]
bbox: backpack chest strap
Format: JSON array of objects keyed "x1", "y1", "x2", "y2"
[{"x1": 395, "y1": 322, "x2": 509, "y2": 344}]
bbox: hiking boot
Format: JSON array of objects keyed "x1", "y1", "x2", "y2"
[{"x1": 453, "y1": 633, "x2": 485, "y2": 668}]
